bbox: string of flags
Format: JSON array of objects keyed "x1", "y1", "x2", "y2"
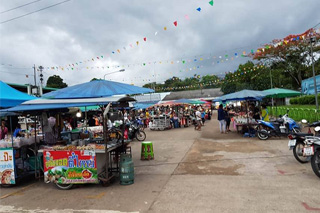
[
  {"x1": 44, "y1": 26, "x2": 320, "y2": 72},
  {"x1": 47, "y1": 1, "x2": 216, "y2": 70},
  {"x1": 44, "y1": 48, "x2": 249, "y2": 71}
]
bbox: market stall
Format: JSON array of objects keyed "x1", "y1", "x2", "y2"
[
  {"x1": 217, "y1": 90, "x2": 265, "y2": 135},
  {"x1": 0, "y1": 81, "x2": 39, "y2": 185},
  {"x1": 1, "y1": 80, "x2": 153, "y2": 188}
]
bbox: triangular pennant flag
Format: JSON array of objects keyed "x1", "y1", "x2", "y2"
[
  {"x1": 26, "y1": 75, "x2": 29, "y2": 78},
  {"x1": 196, "y1": 7, "x2": 201, "y2": 12},
  {"x1": 173, "y1": 21, "x2": 177, "y2": 26},
  {"x1": 209, "y1": 0, "x2": 214, "y2": 6},
  {"x1": 117, "y1": 49, "x2": 120, "y2": 53},
  {"x1": 143, "y1": 37, "x2": 146, "y2": 41},
  {"x1": 164, "y1": 27, "x2": 167, "y2": 30},
  {"x1": 185, "y1": 15, "x2": 189, "y2": 20},
  {"x1": 136, "y1": 41, "x2": 139, "y2": 45}
]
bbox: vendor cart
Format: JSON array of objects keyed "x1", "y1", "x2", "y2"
[{"x1": 149, "y1": 115, "x2": 171, "y2": 131}]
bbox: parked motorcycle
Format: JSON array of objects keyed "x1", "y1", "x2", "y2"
[
  {"x1": 288, "y1": 133, "x2": 313, "y2": 163},
  {"x1": 302, "y1": 131, "x2": 320, "y2": 178},
  {"x1": 257, "y1": 111, "x2": 300, "y2": 140},
  {"x1": 127, "y1": 121, "x2": 146, "y2": 141}
]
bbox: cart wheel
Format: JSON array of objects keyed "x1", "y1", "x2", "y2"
[{"x1": 55, "y1": 183, "x2": 73, "y2": 190}]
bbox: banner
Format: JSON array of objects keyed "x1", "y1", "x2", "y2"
[
  {"x1": 301, "y1": 75, "x2": 320, "y2": 95},
  {"x1": 0, "y1": 148, "x2": 15, "y2": 185},
  {"x1": 43, "y1": 150, "x2": 98, "y2": 184}
]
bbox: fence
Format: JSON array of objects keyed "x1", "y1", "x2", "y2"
[{"x1": 268, "y1": 107, "x2": 319, "y2": 122}]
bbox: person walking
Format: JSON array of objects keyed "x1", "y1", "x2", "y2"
[{"x1": 218, "y1": 104, "x2": 226, "y2": 134}]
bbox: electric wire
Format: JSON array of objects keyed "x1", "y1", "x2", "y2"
[
  {"x1": 0, "y1": 0, "x2": 71, "y2": 24},
  {"x1": 0, "y1": 0, "x2": 43, "y2": 14}
]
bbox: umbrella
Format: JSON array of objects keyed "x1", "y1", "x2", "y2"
[
  {"x1": 42, "y1": 80, "x2": 154, "y2": 99},
  {"x1": 0, "y1": 81, "x2": 37, "y2": 108},
  {"x1": 219, "y1": 89, "x2": 265, "y2": 102},
  {"x1": 262, "y1": 88, "x2": 301, "y2": 98}
]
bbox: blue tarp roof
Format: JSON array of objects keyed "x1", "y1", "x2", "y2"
[
  {"x1": 133, "y1": 101, "x2": 158, "y2": 110},
  {"x1": 0, "y1": 81, "x2": 37, "y2": 108},
  {"x1": 0, "y1": 96, "x2": 135, "y2": 113},
  {"x1": 42, "y1": 80, "x2": 154, "y2": 99}
]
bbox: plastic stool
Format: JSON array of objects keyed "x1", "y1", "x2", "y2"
[{"x1": 141, "y1": 141, "x2": 154, "y2": 160}]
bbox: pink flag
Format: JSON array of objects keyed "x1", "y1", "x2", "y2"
[{"x1": 185, "y1": 15, "x2": 189, "y2": 20}]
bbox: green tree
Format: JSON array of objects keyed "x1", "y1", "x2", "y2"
[
  {"x1": 46, "y1": 75, "x2": 68, "y2": 88},
  {"x1": 251, "y1": 29, "x2": 320, "y2": 87}
]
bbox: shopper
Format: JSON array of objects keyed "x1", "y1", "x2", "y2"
[
  {"x1": 195, "y1": 108, "x2": 202, "y2": 131},
  {"x1": 261, "y1": 104, "x2": 269, "y2": 121},
  {"x1": 0, "y1": 120, "x2": 8, "y2": 139},
  {"x1": 225, "y1": 107, "x2": 231, "y2": 132},
  {"x1": 217, "y1": 104, "x2": 226, "y2": 134},
  {"x1": 201, "y1": 109, "x2": 206, "y2": 126}
]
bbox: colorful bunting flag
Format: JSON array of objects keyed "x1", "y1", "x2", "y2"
[
  {"x1": 196, "y1": 7, "x2": 201, "y2": 12},
  {"x1": 173, "y1": 21, "x2": 177, "y2": 27},
  {"x1": 209, "y1": 0, "x2": 214, "y2": 6}
]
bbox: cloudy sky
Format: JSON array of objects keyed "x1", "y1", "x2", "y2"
[{"x1": 0, "y1": 0, "x2": 319, "y2": 87}]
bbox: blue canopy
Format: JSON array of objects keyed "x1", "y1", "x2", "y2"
[
  {"x1": 217, "y1": 89, "x2": 265, "y2": 102},
  {"x1": 42, "y1": 80, "x2": 154, "y2": 99},
  {"x1": 0, "y1": 81, "x2": 37, "y2": 108}
]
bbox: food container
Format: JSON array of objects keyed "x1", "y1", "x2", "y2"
[
  {"x1": 71, "y1": 140, "x2": 78, "y2": 146},
  {"x1": 78, "y1": 139, "x2": 86, "y2": 146}
]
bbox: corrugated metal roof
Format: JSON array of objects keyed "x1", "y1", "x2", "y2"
[{"x1": 163, "y1": 88, "x2": 223, "y2": 101}]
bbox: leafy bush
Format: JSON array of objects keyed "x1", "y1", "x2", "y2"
[{"x1": 290, "y1": 94, "x2": 320, "y2": 105}]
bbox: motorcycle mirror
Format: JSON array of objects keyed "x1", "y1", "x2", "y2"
[
  {"x1": 315, "y1": 126, "x2": 320, "y2": 132},
  {"x1": 301, "y1": 119, "x2": 308, "y2": 124}
]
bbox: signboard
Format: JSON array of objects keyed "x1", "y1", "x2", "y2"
[
  {"x1": 301, "y1": 75, "x2": 320, "y2": 95},
  {"x1": 43, "y1": 150, "x2": 98, "y2": 184},
  {"x1": 0, "y1": 148, "x2": 15, "y2": 184}
]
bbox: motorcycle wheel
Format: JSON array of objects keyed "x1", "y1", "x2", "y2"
[
  {"x1": 311, "y1": 150, "x2": 320, "y2": 178},
  {"x1": 135, "y1": 131, "x2": 146, "y2": 141},
  {"x1": 56, "y1": 183, "x2": 73, "y2": 190},
  {"x1": 257, "y1": 129, "x2": 269, "y2": 140},
  {"x1": 293, "y1": 141, "x2": 309, "y2": 163}
]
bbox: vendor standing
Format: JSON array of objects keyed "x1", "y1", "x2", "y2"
[
  {"x1": 0, "y1": 120, "x2": 8, "y2": 139},
  {"x1": 261, "y1": 104, "x2": 269, "y2": 121},
  {"x1": 13, "y1": 123, "x2": 24, "y2": 137}
]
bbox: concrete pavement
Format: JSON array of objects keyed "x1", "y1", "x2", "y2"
[{"x1": 1, "y1": 115, "x2": 319, "y2": 213}]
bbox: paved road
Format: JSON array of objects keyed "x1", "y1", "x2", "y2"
[{"x1": 1, "y1": 114, "x2": 319, "y2": 213}]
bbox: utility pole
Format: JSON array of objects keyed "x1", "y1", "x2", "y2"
[
  {"x1": 33, "y1": 64, "x2": 37, "y2": 86},
  {"x1": 310, "y1": 36, "x2": 319, "y2": 110}
]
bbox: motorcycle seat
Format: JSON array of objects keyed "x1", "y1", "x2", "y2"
[
  {"x1": 309, "y1": 121, "x2": 320, "y2": 127},
  {"x1": 292, "y1": 132, "x2": 313, "y2": 137}
]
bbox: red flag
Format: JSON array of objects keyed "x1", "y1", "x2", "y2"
[
  {"x1": 173, "y1": 21, "x2": 177, "y2": 26},
  {"x1": 144, "y1": 37, "x2": 147, "y2": 41}
]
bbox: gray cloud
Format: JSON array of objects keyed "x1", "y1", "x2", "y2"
[{"x1": 0, "y1": 0, "x2": 319, "y2": 87}]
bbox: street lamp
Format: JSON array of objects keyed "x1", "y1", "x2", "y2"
[{"x1": 103, "y1": 69, "x2": 125, "y2": 80}]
